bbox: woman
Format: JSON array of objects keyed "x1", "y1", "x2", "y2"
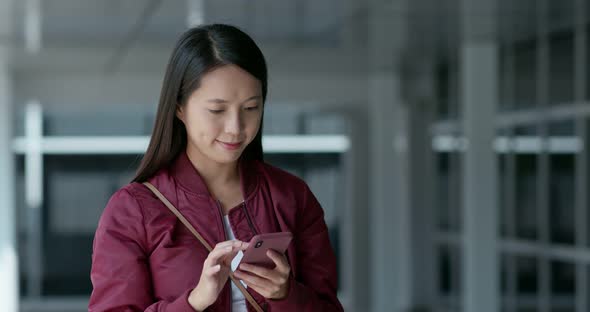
[{"x1": 89, "y1": 24, "x2": 343, "y2": 312}]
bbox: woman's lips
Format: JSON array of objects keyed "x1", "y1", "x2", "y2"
[{"x1": 217, "y1": 140, "x2": 242, "y2": 150}]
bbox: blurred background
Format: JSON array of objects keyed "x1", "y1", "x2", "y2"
[{"x1": 0, "y1": 0, "x2": 588, "y2": 311}]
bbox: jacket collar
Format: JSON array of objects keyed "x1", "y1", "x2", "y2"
[{"x1": 170, "y1": 150, "x2": 259, "y2": 200}]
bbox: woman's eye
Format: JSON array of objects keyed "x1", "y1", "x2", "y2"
[
  {"x1": 208, "y1": 109, "x2": 224, "y2": 114},
  {"x1": 245, "y1": 106, "x2": 259, "y2": 111}
]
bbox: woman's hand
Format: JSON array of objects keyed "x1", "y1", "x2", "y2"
[
  {"x1": 233, "y1": 249, "x2": 291, "y2": 300},
  {"x1": 188, "y1": 240, "x2": 249, "y2": 311}
]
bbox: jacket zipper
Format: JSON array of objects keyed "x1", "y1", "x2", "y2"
[
  {"x1": 240, "y1": 200, "x2": 262, "y2": 312},
  {"x1": 215, "y1": 200, "x2": 228, "y2": 241},
  {"x1": 219, "y1": 200, "x2": 260, "y2": 311},
  {"x1": 214, "y1": 199, "x2": 232, "y2": 312},
  {"x1": 241, "y1": 201, "x2": 258, "y2": 235}
]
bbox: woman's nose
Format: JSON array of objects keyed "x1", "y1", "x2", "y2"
[{"x1": 224, "y1": 112, "x2": 243, "y2": 135}]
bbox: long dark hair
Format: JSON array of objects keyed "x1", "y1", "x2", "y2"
[{"x1": 133, "y1": 24, "x2": 268, "y2": 183}]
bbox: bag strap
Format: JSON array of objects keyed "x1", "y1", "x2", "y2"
[{"x1": 143, "y1": 182, "x2": 264, "y2": 312}]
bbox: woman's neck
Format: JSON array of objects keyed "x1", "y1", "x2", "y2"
[{"x1": 185, "y1": 146, "x2": 240, "y2": 192}]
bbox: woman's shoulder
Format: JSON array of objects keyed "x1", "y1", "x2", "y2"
[
  {"x1": 94, "y1": 183, "x2": 155, "y2": 252},
  {"x1": 120, "y1": 165, "x2": 178, "y2": 202},
  {"x1": 253, "y1": 161, "x2": 325, "y2": 226},
  {"x1": 251, "y1": 160, "x2": 314, "y2": 205},
  {"x1": 102, "y1": 183, "x2": 146, "y2": 217},
  {"x1": 101, "y1": 178, "x2": 166, "y2": 220},
  {"x1": 254, "y1": 160, "x2": 309, "y2": 191}
]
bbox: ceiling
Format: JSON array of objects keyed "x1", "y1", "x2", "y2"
[
  {"x1": 5, "y1": 0, "x2": 562, "y2": 73},
  {"x1": 11, "y1": 0, "x2": 343, "y2": 49}
]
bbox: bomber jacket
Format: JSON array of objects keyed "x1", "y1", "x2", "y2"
[{"x1": 88, "y1": 151, "x2": 343, "y2": 311}]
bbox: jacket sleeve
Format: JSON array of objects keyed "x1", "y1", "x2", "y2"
[
  {"x1": 267, "y1": 185, "x2": 344, "y2": 312},
  {"x1": 88, "y1": 188, "x2": 196, "y2": 312}
]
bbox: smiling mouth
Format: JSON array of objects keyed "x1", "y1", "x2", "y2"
[{"x1": 217, "y1": 140, "x2": 243, "y2": 150}]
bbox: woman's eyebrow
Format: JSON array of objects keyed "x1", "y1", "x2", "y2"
[{"x1": 206, "y1": 95, "x2": 262, "y2": 104}]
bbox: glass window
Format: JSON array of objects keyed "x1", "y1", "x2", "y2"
[
  {"x1": 548, "y1": 30, "x2": 574, "y2": 106},
  {"x1": 549, "y1": 121, "x2": 575, "y2": 245},
  {"x1": 514, "y1": 40, "x2": 538, "y2": 109}
]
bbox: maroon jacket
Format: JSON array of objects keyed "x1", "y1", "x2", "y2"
[{"x1": 89, "y1": 151, "x2": 343, "y2": 311}]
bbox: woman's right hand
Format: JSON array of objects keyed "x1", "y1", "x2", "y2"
[{"x1": 188, "y1": 240, "x2": 249, "y2": 311}]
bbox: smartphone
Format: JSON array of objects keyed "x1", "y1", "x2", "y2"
[{"x1": 238, "y1": 232, "x2": 293, "y2": 269}]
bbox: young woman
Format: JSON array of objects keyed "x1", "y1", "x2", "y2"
[{"x1": 88, "y1": 24, "x2": 343, "y2": 312}]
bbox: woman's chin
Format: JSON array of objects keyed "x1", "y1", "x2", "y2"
[{"x1": 210, "y1": 150, "x2": 243, "y2": 164}]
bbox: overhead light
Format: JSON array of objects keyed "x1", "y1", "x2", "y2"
[
  {"x1": 24, "y1": 0, "x2": 41, "y2": 53},
  {"x1": 24, "y1": 100, "x2": 43, "y2": 209},
  {"x1": 432, "y1": 135, "x2": 583, "y2": 154},
  {"x1": 187, "y1": 0, "x2": 204, "y2": 27}
]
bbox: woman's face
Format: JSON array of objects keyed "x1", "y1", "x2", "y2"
[{"x1": 177, "y1": 64, "x2": 263, "y2": 165}]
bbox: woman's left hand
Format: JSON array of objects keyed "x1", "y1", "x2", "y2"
[{"x1": 233, "y1": 249, "x2": 291, "y2": 300}]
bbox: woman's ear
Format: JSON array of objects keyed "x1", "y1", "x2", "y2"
[{"x1": 176, "y1": 105, "x2": 185, "y2": 122}]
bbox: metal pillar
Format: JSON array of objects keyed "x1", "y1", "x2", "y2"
[
  {"x1": 0, "y1": 0, "x2": 18, "y2": 311},
  {"x1": 460, "y1": 0, "x2": 499, "y2": 311},
  {"x1": 368, "y1": 0, "x2": 412, "y2": 311}
]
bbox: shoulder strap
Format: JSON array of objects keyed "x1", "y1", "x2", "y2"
[{"x1": 143, "y1": 182, "x2": 265, "y2": 312}]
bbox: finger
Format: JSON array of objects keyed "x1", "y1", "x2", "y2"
[
  {"x1": 207, "y1": 245, "x2": 234, "y2": 265},
  {"x1": 228, "y1": 240, "x2": 249, "y2": 255},
  {"x1": 244, "y1": 282, "x2": 272, "y2": 299},
  {"x1": 213, "y1": 241, "x2": 234, "y2": 249},
  {"x1": 227, "y1": 240, "x2": 249, "y2": 251},
  {"x1": 266, "y1": 249, "x2": 290, "y2": 274},
  {"x1": 234, "y1": 271, "x2": 280, "y2": 299},
  {"x1": 239, "y1": 241, "x2": 249, "y2": 250},
  {"x1": 234, "y1": 270, "x2": 275, "y2": 291},
  {"x1": 207, "y1": 240, "x2": 248, "y2": 266},
  {"x1": 240, "y1": 282, "x2": 271, "y2": 299},
  {"x1": 214, "y1": 240, "x2": 244, "y2": 250},
  {"x1": 219, "y1": 242, "x2": 249, "y2": 265},
  {"x1": 231, "y1": 240, "x2": 248, "y2": 249},
  {"x1": 220, "y1": 247, "x2": 244, "y2": 266},
  {"x1": 239, "y1": 263, "x2": 282, "y2": 284}
]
